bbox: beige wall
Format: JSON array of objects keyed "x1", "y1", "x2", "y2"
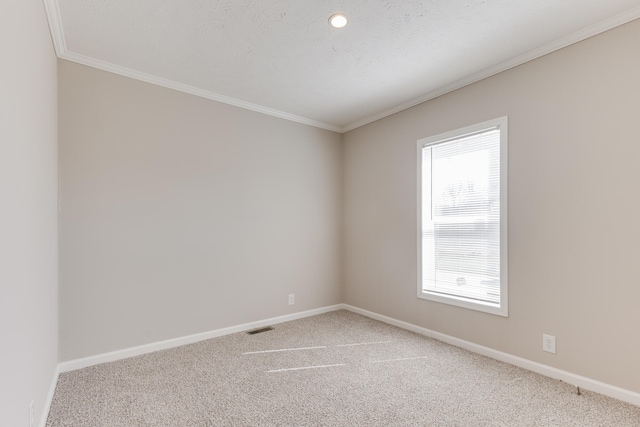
[
  {"x1": 343, "y1": 19, "x2": 640, "y2": 393},
  {"x1": 56, "y1": 13, "x2": 639, "y2": 396},
  {"x1": 58, "y1": 61, "x2": 343, "y2": 361},
  {"x1": 0, "y1": 1, "x2": 59, "y2": 426}
]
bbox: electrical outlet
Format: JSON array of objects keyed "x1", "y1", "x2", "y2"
[
  {"x1": 29, "y1": 400, "x2": 34, "y2": 427},
  {"x1": 543, "y1": 334, "x2": 556, "y2": 354},
  {"x1": 288, "y1": 294, "x2": 294, "y2": 305}
]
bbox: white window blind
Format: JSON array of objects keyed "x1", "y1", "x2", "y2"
[{"x1": 419, "y1": 117, "x2": 507, "y2": 315}]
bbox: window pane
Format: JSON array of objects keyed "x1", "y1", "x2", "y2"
[{"x1": 422, "y1": 127, "x2": 501, "y2": 305}]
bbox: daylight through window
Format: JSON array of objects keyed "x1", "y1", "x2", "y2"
[{"x1": 418, "y1": 117, "x2": 507, "y2": 316}]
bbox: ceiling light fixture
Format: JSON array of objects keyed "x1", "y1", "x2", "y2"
[{"x1": 329, "y1": 13, "x2": 348, "y2": 29}]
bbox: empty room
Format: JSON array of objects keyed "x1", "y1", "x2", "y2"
[{"x1": 2, "y1": 0, "x2": 640, "y2": 426}]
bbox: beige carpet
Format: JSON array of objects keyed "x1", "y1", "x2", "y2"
[{"x1": 46, "y1": 310, "x2": 640, "y2": 426}]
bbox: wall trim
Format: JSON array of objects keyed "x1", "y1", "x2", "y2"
[
  {"x1": 342, "y1": 7, "x2": 640, "y2": 132},
  {"x1": 58, "y1": 305, "x2": 343, "y2": 373},
  {"x1": 39, "y1": 365, "x2": 60, "y2": 427},
  {"x1": 341, "y1": 304, "x2": 640, "y2": 408},
  {"x1": 42, "y1": 2, "x2": 339, "y2": 133},
  {"x1": 42, "y1": 0, "x2": 66, "y2": 57},
  {"x1": 43, "y1": 0, "x2": 640, "y2": 134},
  {"x1": 46, "y1": 302, "x2": 639, "y2": 425}
]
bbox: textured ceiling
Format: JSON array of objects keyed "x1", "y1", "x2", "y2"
[{"x1": 45, "y1": 1, "x2": 640, "y2": 132}]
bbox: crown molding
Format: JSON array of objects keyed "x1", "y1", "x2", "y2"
[
  {"x1": 341, "y1": 7, "x2": 640, "y2": 133},
  {"x1": 59, "y1": 51, "x2": 343, "y2": 133},
  {"x1": 42, "y1": 0, "x2": 65, "y2": 56},
  {"x1": 43, "y1": 0, "x2": 640, "y2": 134},
  {"x1": 42, "y1": 0, "x2": 341, "y2": 133}
]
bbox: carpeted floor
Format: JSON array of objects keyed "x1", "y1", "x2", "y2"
[{"x1": 46, "y1": 310, "x2": 640, "y2": 426}]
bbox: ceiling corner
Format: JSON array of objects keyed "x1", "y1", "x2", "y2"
[{"x1": 43, "y1": 0, "x2": 66, "y2": 56}]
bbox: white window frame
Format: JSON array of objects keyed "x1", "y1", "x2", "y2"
[{"x1": 417, "y1": 117, "x2": 508, "y2": 317}]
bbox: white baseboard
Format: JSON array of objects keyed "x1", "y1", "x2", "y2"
[
  {"x1": 58, "y1": 305, "x2": 343, "y2": 373},
  {"x1": 39, "y1": 364, "x2": 60, "y2": 427},
  {"x1": 341, "y1": 304, "x2": 640, "y2": 408},
  {"x1": 52, "y1": 302, "x2": 640, "y2": 412}
]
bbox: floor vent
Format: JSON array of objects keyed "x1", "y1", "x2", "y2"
[{"x1": 246, "y1": 326, "x2": 274, "y2": 335}]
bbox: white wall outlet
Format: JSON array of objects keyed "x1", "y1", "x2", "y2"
[
  {"x1": 543, "y1": 334, "x2": 556, "y2": 353},
  {"x1": 29, "y1": 400, "x2": 34, "y2": 427},
  {"x1": 288, "y1": 294, "x2": 294, "y2": 305}
]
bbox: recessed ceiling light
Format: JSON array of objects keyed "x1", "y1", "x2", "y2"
[{"x1": 329, "y1": 13, "x2": 348, "y2": 29}]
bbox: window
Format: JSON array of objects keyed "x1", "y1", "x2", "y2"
[{"x1": 417, "y1": 117, "x2": 508, "y2": 316}]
